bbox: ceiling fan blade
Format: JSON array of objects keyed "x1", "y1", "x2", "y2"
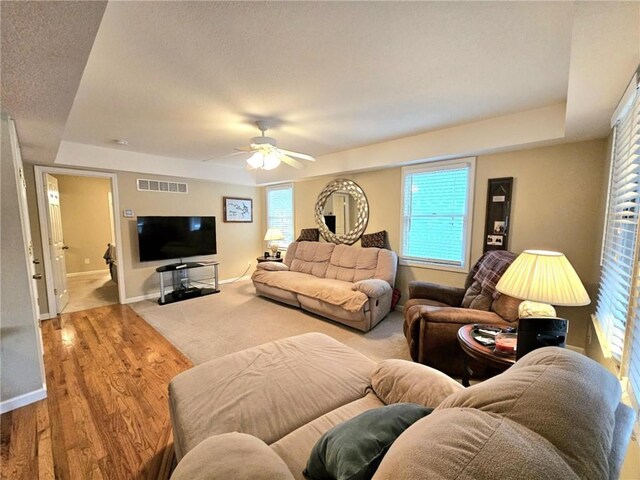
[
  {"x1": 278, "y1": 148, "x2": 315, "y2": 162},
  {"x1": 279, "y1": 154, "x2": 305, "y2": 169},
  {"x1": 201, "y1": 151, "x2": 250, "y2": 162}
]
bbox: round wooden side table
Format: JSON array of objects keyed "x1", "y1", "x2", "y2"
[{"x1": 457, "y1": 324, "x2": 516, "y2": 387}]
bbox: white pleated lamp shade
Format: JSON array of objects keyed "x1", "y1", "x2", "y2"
[
  {"x1": 495, "y1": 250, "x2": 591, "y2": 306},
  {"x1": 264, "y1": 228, "x2": 284, "y2": 242}
]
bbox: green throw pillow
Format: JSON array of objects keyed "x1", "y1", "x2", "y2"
[{"x1": 303, "y1": 403, "x2": 433, "y2": 480}]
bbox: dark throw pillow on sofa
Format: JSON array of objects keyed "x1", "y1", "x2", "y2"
[
  {"x1": 304, "y1": 403, "x2": 433, "y2": 480},
  {"x1": 297, "y1": 228, "x2": 320, "y2": 242},
  {"x1": 361, "y1": 230, "x2": 390, "y2": 249}
]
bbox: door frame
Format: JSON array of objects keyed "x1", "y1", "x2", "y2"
[{"x1": 34, "y1": 166, "x2": 126, "y2": 317}]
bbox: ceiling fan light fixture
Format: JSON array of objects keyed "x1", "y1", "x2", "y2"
[
  {"x1": 246, "y1": 152, "x2": 264, "y2": 169},
  {"x1": 262, "y1": 152, "x2": 281, "y2": 170}
]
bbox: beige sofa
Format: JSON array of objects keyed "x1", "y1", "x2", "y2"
[
  {"x1": 252, "y1": 241, "x2": 398, "y2": 331},
  {"x1": 169, "y1": 333, "x2": 635, "y2": 480}
]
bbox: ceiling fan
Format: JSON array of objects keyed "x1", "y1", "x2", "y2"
[{"x1": 205, "y1": 120, "x2": 316, "y2": 170}]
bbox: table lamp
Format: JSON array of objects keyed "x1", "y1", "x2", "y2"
[
  {"x1": 495, "y1": 250, "x2": 591, "y2": 359},
  {"x1": 264, "y1": 228, "x2": 284, "y2": 256}
]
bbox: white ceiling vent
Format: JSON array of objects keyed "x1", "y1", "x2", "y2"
[{"x1": 137, "y1": 178, "x2": 188, "y2": 194}]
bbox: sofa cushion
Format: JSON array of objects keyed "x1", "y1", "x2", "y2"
[
  {"x1": 373, "y1": 409, "x2": 578, "y2": 480},
  {"x1": 325, "y1": 244, "x2": 397, "y2": 286},
  {"x1": 436, "y1": 347, "x2": 621, "y2": 479},
  {"x1": 169, "y1": 333, "x2": 375, "y2": 459},
  {"x1": 252, "y1": 270, "x2": 370, "y2": 312},
  {"x1": 270, "y1": 393, "x2": 385, "y2": 480},
  {"x1": 305, "y1": 403, "x2": 433, "y2": 480},
  {"x1": 288, "y1": 241, "x2": 335, "y2": 278},
  {"x1": 372, "y1": 360, "x2": 463, "y2": 408}
]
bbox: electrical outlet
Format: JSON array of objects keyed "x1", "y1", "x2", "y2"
[
  {"x1": 247, "y1": 261, "x2": 252, "y2": 267},
  {"x1": 84, "y1": 258, "x2": 90, "y2": 265}
]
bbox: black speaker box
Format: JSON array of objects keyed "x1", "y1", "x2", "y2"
[{"x1": 516, "y1": 317, "x2": 568, "y2": 360}]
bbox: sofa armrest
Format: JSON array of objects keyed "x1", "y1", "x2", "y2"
[
  {"x1": 353, "y1": 279, "x2": 392, "y2": 298},
  {"x1": 408, "y1": 281, "x2": 465, "y2": 306},
  {"x1": 417, "y1": 306, "x2": 507, "y2": 326},
  {"x1": 171, "y1": 433, "x2": 295, "y2": 480},
  {"x1": 256, "y1": 262, "x2": 290, "y2": 272},
  {"x1": 372, "y1": 359, "x2": 464, "y2": 408}
]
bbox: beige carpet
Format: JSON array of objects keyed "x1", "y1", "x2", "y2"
[
  {"x1": 63, "y1": 271, "x2": 119, "y2": 313},
  {"x1": 130, "y1": 280, "x2": 411, "y2": 364}
]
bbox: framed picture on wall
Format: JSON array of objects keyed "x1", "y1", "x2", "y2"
[{"x1": 223, "y1": 197, "x2": 253, "y2": 223}]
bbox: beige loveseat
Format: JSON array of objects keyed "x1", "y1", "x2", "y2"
[
  {"x1": 169, "y1": 333, "x2": 635, "y2": 480},
  {"x1": 252, "y1": 241, "x2": 398, "y2": 331}
]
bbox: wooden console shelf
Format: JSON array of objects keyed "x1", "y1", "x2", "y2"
[{"x1": 156, "y1": 261, "x2": 219, "y2": 305}]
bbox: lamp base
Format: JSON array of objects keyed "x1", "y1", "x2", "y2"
[
  {"x1": 269, "y1": 243, "x2": 279, "y2": 256},
  {"x1": 518, "y1": 300, "x2": 556, "y2": 318}
]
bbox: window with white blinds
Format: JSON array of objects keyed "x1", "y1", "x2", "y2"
[
  {"x1": 400, "y1": 158, "x2": 475, "y2": 271},
  {"x1": 595, "y1": 75, "x2": 640, "y2": 366},
  {"x1": 266, "y1": 183, "x2": 294, "y2": 249}
]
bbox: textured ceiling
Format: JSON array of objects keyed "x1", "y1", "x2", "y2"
[
  {"x1": 62, "y1": 1, "x2": 575, "y2": 166},
  {"x1": 0, "y1": 1, "x2": 107, "y2": 164}
]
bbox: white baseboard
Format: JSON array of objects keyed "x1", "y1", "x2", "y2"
[
  {"x1": 39, "y1": 312, "x2": 56, "y2": 321},
  {"x1": 124, "y1": 276, "x2": 253, "y2": 304},
  {"x1": 66, "y1": 269, "x2": 110, "y2": 278},
  {"x1": 0, "y1": 387, "x2": 47, "y2": 414},
  {"x1": 394, "y1": 303, "x2": 405, "y2": 312}
]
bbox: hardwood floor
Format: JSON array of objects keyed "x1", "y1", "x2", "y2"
[{"x1": 1, "y1": 304, "x2": 192, "y2": 480}]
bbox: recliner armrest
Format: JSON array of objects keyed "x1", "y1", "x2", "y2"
[
  {"x1": 418, "y1": 306, "x2": 506, "y2": 326},
  {"x1": 408, "y1": 281, "x2": 465, "y2": 306},
  {"x1": 256, "y1": 262, "x2": 289, "y2": 272},
  {"x1": 171, "y1": 433, "x2": 294, "y2": 480},
  {"x1": 353, "y1": 279, "x2": 392, "y2": 298}
]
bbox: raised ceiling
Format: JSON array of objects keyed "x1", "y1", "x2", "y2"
[
  {"x1": 2, "y1": 1, "x2": 638, "y2": 183},
  {"x1": 63, "y1": 1, "x2": 576, "y2": 166}
]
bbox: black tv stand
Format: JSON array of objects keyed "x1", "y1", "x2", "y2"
[{"x1": 156, "y1": 261, "x2": 219, "y2": 305}]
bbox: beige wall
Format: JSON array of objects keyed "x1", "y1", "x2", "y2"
[
  {"x1": 25, "y1": 168, "x2": 263, "y2": 313},
  {"x1": 117, "y1": 171, "x2": 262, "y2": 300},
  {"x1": 269, "y1": 139, "x2": 607, "y2": 347},
  {"x1": 55, "y1": 175, "x2": 112, "y2": 274}
]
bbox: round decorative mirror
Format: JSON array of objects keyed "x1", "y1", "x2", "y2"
[{"x1": 314, "y1": 179, "x2": 369, "y2": 245}]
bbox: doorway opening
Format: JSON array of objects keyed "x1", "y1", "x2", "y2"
[{"x1": 35, "y1": 167, "x2": 126, "y2": 316}]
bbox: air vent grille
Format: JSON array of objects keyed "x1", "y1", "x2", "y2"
[{"x1": 137, "y1": 178, "x2": 188, "y2": 194}]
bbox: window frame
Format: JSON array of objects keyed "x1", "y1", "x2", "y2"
[
  {"x1": 399, "y1": 157, "x2": 476, "y2": 273},
  {"x1": 265, "y1": 182, "x2": 295, "y2": 251}
]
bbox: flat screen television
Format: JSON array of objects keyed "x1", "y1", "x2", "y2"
[{"x1": 137, "y1": 216, "x2": 217, "y2": 262}]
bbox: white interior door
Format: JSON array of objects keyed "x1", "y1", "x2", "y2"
[
  {"x1": 9, "y1": 118, "x2": 45, "y2": 361},
  {"x1": 45, "y1": 174, "x2": 69, "y2": 312}
]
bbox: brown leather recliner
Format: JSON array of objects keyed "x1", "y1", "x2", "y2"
[{"x1": 403, "y1": 251, "x2": 521, "y2": 377}]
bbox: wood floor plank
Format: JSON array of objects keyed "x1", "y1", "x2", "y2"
[{"x1": 0, "y1": 304, "x2": 192, "y2": 480}]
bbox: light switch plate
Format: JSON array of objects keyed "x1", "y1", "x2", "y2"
[{"x1": 123, "y1": 209, "x2": 134, "y2": 218}]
